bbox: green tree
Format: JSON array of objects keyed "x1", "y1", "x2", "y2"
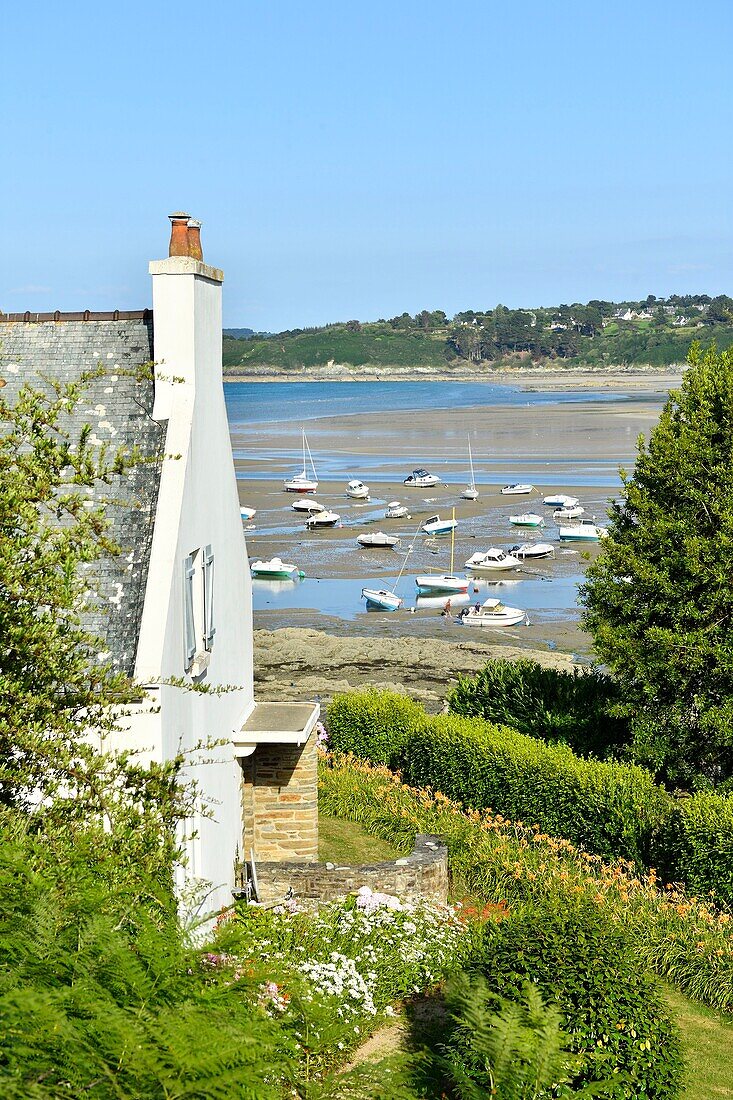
[{"x1": 581, "y1": 343, "x2": 733, "y2": 786}]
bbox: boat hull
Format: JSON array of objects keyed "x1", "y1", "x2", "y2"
[
  {"x1": 509, "y1": 515, "x2": 545, "y2": 528},
  {"x1": 461, "y1": 488, "x2": 478, "y2": 500},
  {"x1": 558, "y1": 527, "x2": 607, "y2": 542},
  {"x1": 501, "y1": 485, "x2": 534, "y2": 495},
  {"x1": 284, "y1": 480, "x2": 318, "y2": 493},
  {"x1": 511, "y1": 542, "x2": 555, "y2": 559},
  {"x1": 357, "y1": 533, "x2": 400, "y2": 548},
  {"x1": 362, "y1": 588, "x2": 403, "y2": 611},
  {"x1": 462, "y1": 608, "x2": 526, "y2": 627},
  {"x1": 415, "y1": 575, "x2": 469, "y2": 594}
]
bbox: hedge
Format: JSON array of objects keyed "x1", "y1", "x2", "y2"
[
  {"x1": 327, "y1": 689, "x2": 671, "y2": 866},
  {"x1": 652, "y1": 790, "x2": 733, "y2": 900}
]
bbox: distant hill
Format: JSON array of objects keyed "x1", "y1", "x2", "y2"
[
  {"x1": 223, "y1": 327, "x2": 262, "y2": 339},
  {"x1": 222, "y1": 297, "x2": 733, "y2": 375}
]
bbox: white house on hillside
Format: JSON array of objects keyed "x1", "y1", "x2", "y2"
[{"x1": 0, "y1": 214, "x2": 319, "y2": 914}]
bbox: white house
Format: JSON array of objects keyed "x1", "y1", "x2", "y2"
[{"x1": 0, "y1": 214, "x2": 319, "y2": 914}]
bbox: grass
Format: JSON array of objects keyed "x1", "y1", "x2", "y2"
[
  {"x1": 662, "y1": 983, "x2": 733, "y2": 1099},
  {"x1": 318, "y1": 814, "x2": 402, "y2": 864}
]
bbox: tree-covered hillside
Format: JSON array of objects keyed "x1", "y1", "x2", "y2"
[{"x1": 222, "y1": 295, "x2": 733, "y2": 374}]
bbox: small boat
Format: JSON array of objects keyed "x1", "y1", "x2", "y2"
[
  {"x1": 305, "y1": 510, "x2": 341, "y2": 528},
  {"x1": 421, "y1": 514, "x2": 458, "y2": 536},
  {"x1": 357, "y1": 531, "x2": 401, "y2": 548},
  {"x1": 465, "y1": 548, "x2": 521, "y2": 573},
  {"x1": 558, "y1": 520, "x2": 608, "y2": 542},
  {"x1": 543, "y1": 493, "x2": 579, "y2": 508},
  {"x1": 404, "y1": 468, "x2": 441, "y2": 488},
  {"x1": 416, "y1": 508, "x2": 468, "y2": 593},
  {"x1": 292, "y1": 498, "x2": 325, "y2": 513},
  {"x1": 360, "y1": 525, "x2": 419, "y2": 612},
  {"x1": 501, "y1": 483, "x2": 534, "y2": 496},
  {"x1": 509, "y1": 513, "x2": 545, "y2": 528},
  {"x1": 239, "y1": 506, "x2": 256, "y2": 520},
  {"x1": 346, "y1": 479, "x2": 370, "y2": 500},
  {"x1": 461, "y1": 437, "x2": 478, "y2": 500},
  {"x1": 361, "y1": 588, "x2": 404, "y2": 611},
  {"x1": 385, "y1": 501, "x2": 410, "y2": 519},
  {"x1": 284, "y1": 429, "x2": 319, "y2": 493},
  {"x1": 251, "y1": 557, "x2": 304, "y2": 580},
  {"x1": 461, "y1": 597, "x2": 527, "y2": 628},
  {"x1": 553, "y1": 506, "x2": 585, "y2": 521},
  {"x1": 510, "y1": 542, "x2": 556, "y2": 560}
]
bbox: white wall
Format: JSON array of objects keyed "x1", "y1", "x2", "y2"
[{"x1": 134, "y1": 256, "x2": 254, "y2": 915}]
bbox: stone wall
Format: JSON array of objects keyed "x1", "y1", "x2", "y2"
[
  {"x1": 240, "y1": 731, "x2": 319, "y2": 863},
  {"x1": 243, "y1": 834, "x2": 449, "y2": 907}
]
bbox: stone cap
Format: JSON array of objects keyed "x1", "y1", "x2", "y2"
[
  {"x1": 149, "y1": 256, "x2": 224, "y2": 283},
  {"x1": 234, "y1": 700, "x2": 320, "y2": 755}
]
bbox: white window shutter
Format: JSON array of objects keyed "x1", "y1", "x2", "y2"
[
  {"x1": 203, "y1": 544, "x2": 215, "y2": 651},
  {"x1": 183, "y1": 554, "x2": 196, "y2": 666}
]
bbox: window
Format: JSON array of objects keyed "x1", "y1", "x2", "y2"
[{"x1": 183, "y1": 545, "x2": 215, "y2": 673}]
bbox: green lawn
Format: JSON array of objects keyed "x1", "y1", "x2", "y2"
[
  {"x1": 662, "y1": 983, "x2": 733, "y2": 1099},
  {"x1": 318, "y1": 815, "x2": 402, "y2": 864}
]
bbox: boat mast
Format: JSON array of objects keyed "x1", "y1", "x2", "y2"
[
  {"x1": 450, "y1": 507, "x2": 455, "y2": 574},
  {"x1": 304, "y1": 431, "x2": 318, "y2": 480},
  {"x1": 391, "y1": 525, "x2": 421, "y2": 595},
  {"x1": 468, "y1": 437, "x2": 475, "y2": 491}
]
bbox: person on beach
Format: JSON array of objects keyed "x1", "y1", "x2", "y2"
[{"x1": 441, "y1": 599, "x2": 452, "y2": 622}]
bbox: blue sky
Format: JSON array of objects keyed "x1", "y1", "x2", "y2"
[{"x1": 2, "y1": 0, "x2": 732, "y2": 330}]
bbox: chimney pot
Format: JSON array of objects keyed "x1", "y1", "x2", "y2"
[
  {"x1": 168, "y1": 211, "x2": 191, "y2": 257},
  {"x1": 187, "y1": 218, "x2": 203, "y2": 261}
]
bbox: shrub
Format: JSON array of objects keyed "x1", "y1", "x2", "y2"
[
  {"x1": 652, "y1": 790, "x2": 733, "y2": 905},
  {"x1": 465, "y1": 897, "x2": 683, "y2": 1098},
  {"x1": 319, "y1": 753, "x2": 733, "y2": 1013},
  {"x1": 327, "y1": 690, "x2": 671, "y2": 865},
  {"x1": 447, "y1": 658, "x2": 629, "y2": 759}
]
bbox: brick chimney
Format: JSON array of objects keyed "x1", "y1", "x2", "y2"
[
  {"x1": 168, "y1": 211, "x2": 191, "y2": 257},
  {"x1": 187, "y1": 219, "x2": 203, "y2": 260}
]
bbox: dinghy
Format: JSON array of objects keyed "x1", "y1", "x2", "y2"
[
  {"x1": 461, "y1": 597, "x2": 527, "y2": 628},
  {"x1": 292, "y1": 498, "x2": 325, "y2": 513},
  {"x1": 404, "y1": 468, "x2": 441, "y2": 488},
  {"x1": 250, "y1": 557, "x2": 304, "y2": 580},
  {"x1": 465, "y1": 548, "x2": 521, "y2": 573},
  {"x1": 501, "y1": 483, "x2": 534, "y2": 496},
  {"x1": 346, "y1": 479, "x2": 370, "y2": 499},
  {"x1": 284, "y1": 429, "x2": 319, "y2": 493},
  {"x1": 385, "y1": 501, "x2": 410, "y2": 519},
  {"x1": 357, "y1": 532, "x2": 401, "y2": 548},
  {"x1": 553, "y1": 505, "x2": 585, "y2": 521},
  {"x1": 239, "y1": 506, "x2": 256, "y2": 520},
  {"x1": 509, "y1": 513, "x2": 545, "y2": 528}
]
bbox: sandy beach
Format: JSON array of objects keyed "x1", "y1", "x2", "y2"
[{"x1": 233, "y1": 379, "x2": 669, "y2": 698}]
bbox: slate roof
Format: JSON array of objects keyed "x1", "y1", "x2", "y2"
[{"x1": 0, "y1": 314, "x2": 165, "y2": 676}]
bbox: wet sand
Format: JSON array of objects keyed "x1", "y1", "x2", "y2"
[{"x1": 235, "y1": 386, "x2": 667, "y2": 695}]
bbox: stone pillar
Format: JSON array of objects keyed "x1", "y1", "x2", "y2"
[{"x1": 241, "y1": 732, "x2": 318, "y2": 863}]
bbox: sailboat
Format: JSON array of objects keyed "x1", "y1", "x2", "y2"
[
  {"x1": 461, "y1": 437, "x2": 478, "y2": 500},
  {"x1": 415, "y1": 509, "x2": 469, "y2": 594},
  {"x1": 361, "y1": 525, "x2": 419, "y2": 611},
  {"x1": 284, "y1": 429, "x2": 319, "y2": 493}
]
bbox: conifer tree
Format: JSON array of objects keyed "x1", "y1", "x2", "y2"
[{"x1": 581, "y1": 343, "x2": 733, "y2": 786}]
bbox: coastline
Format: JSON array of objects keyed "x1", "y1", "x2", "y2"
[{"x1": 224, "y1": 365, "x2": 683, "y2": 392}]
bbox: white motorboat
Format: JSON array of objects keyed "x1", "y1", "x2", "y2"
[
  {"x1": 461, "y1": 437, "x2": 478, "y2": 500},
  {"x1": 553, "y1": 506, "x2": 585, "y2": 521},
  {"x1": 346, "y1": 479, "x2": 370, "y2": 499},
  {"x1": 404, "y1": 468, "x2": 441, "y2": 488},
  {"x1": 361, "y1": 588, "x2": 404, "y2": 611},
  {"x1": 357, "y1": 531, "x2": 401, "y2": 548},
  {"x1": 239, "y1": 506, "x2": 256, "y2": 520},
  {"x1": 543, "y1": 493, "x2": 579, "y2": 508},
  {"x1": 501, "y1": 483, "x2": 534, "y2": 496},
  {"x1": 284, "y1": 429, "x2": 319, "y2": 493},
  {"x1": 251, "y1": 557, "x2": 304, "y2": 580},
  {"x1": 416, "y1": 509, "x2": 468, "y2": 593},
  {"x1": 385, "y1": 501, "x2": 410, "y2": 519},
  {"x1": 558, "y1": 520, "x2": 608, "y2": 542},
  {"x1": 305, "y1": 510, "x2": 341, "y2": 528},
  {"x1": 465, "y1": 548, "x2": 521, "y2": 573},
  {"x1": 292, "y1": 498, "x2": 325, "y2": 513},
  {"x1": 509, "y1": 513, "x2": 545, "y2": 528},
  {"x1": 421, "y1": 514, "x2": 458, "y2": 536},
  {"x1": 510, "y1": 542, "x2": 556, "y2": 560},
  {"x1": 461, "y1": 597, "x2": 527, "y2": 628}
]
